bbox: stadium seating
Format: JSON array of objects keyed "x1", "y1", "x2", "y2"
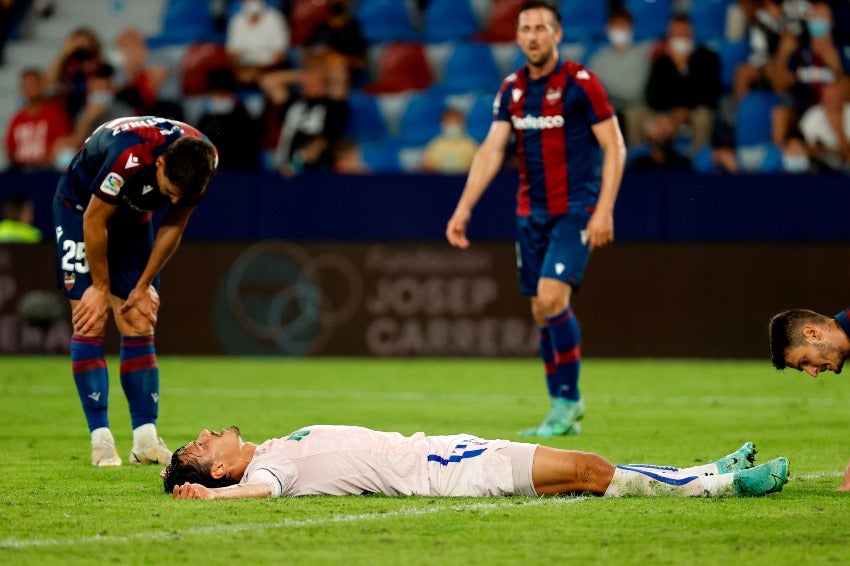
[
  {"x1": 626, "y1": 0, "x2": 672, "y2": 42},
  {"x1": 396, "y1": 88, "x2": 446, "y2": 145},
  {"x1": 149, "y1": 0, "x2": 217, "y2": 47},
  {"x1": 355, "y1": 0, "x2": 418, "y2": 44},
  {"x1": 440, "y1": 42, "x2": 502, "y2": 94},
  {"x1": 344, "y1": 91, "x2": 389, "y2": 143},
  {"x1": 362, "y1": 42, "x2": 434, "y2": 94},
  {"x1": 477, "y1": 0, "x2": 524, "y2": 43},
  {"x1": 360, "y1": 142, "x2": 403, "y2": 172},
  {"x1": 735, "y1": 91, "x2": 782, "y2": 146},
  {"x1": 287, "y1": 0, "x2": 332, "y2": 45},
  {"x1": 717, "y1": 38, "x2": 749, "y2": 91},
  {"x1": 690, "y1": 0, "x2": 734, "y2": 45},
  {"x1": 180, "y1": 41, "x2": 230, "y2": 96},
  {"x1": 422, "y1": 0, "x2": 481, "y2": 43},
  {"x1": 466, "y1": 93, "x2": 495, "y2": 143},
  {"x1": 557, "y1": 0, "x2": 607, "y2": 42}
]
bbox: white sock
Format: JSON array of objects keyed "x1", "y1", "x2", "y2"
[
  {"x1": 604, "y1": 465, "x2": 735, "y2": 497},
  {"x1": 626, "y1": 462, "x2": 721, "y2": 476},
  {"x1": 132, "y1": 423, "x2": 157, "y2": 448}
]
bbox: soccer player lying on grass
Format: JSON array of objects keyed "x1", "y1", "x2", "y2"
[
  {"x1": 769, "y1": 306, "x2": 850, "y2": 491},
  {"x1": 163, "y1": 425, "x2": 789, "y2": 500}
]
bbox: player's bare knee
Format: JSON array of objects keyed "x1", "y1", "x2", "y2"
[{"x1": 115, "y1": 309, "x2": 154, "y2": 335}]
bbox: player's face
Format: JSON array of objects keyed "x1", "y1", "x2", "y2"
[
  {"x1": 516, "y1": 8, "x2": 562, "y2": 69},
  {"x1": 155, "y1": 156, "x2": 185, "y2": 204},
  {"x1": 785, "y1": 341, "x2": 846, "y2": 377},
  {"x1": 184, "y1": 427, "x2": 244, "y2": 464}
]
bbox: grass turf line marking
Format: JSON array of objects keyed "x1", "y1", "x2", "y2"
[{"x1": 0, "y1": 496, "x2": 589, "y2": 549}]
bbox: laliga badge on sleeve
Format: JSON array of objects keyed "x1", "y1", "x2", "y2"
[{"x1": 99, "y1": 172, "x2": 125, "y2": 196}]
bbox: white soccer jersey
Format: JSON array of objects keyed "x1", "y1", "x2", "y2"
[{"x1": 240, "y1": 425, "x2": 520, "y2": 497}]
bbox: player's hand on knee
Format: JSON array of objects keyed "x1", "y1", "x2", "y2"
[
  {"x1": 120, "y1": 286, "x2": 158, "y2": 326},
  {"x1": 73, "y1": 287, "x2": 110, "y2": 335}
]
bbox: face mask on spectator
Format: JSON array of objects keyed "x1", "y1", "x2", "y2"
[
  {"x1": 441, "y1": 123, "x2": 464, "y2": 138},
  {"x1": 669, "y1": 37, "x2": 694, "y2": 56},
  {"x1": 607, "y1": 28, "x2": 633, "y2": 48},
  {"x1": 782, "y1": 154, "x2": 810, "y2": 172},
  {"x1": 243, "y1": 0, "x2": 264, "y2": 16},
  {"x1": 807, "y1": 18, "x2": 830, "y2": 38},
  {"x1": 88, "y1": 91, "x2": 114, "y2": 106}
]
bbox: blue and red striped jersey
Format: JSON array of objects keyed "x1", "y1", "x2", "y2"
[
  {"x1": 835, "y1": 307, "x2": 850, "y2": 337},
  {"x1": 58, "y1": 116, "x2": 217, "y2": 217},
  {"x1": 493, "y1": 59, "x2": 614, "y2": 217}
]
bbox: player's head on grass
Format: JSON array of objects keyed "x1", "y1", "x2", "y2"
[
  {"x1": 769, "y1": 309, "x2": 850, "y2": 376},
  {"x1": 155, "y1": 137, "x2": 217, "y2": 204},
  {"x1": 162, "y1": 426, "x2": 244, "y2": 493}
]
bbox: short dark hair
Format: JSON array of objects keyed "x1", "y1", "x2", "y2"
[
  {"x1": 608, "y1": 8, "x2": 634, "y2": 25},
  {"x1": 768, "y1": 309, "x2": 828, "y2": 369},
  {"x1": 162, "y1": 443, "x2": 238, "y2": 493},
  {"x1": 162, "y1": 136, "x2": 216, "y2": 198},
  {"x1": 2, "y1": 194, "x2": 33, "y2": 220},
  {"x1": 519, "y1": 1, "x2": 561, "y2": 26}
]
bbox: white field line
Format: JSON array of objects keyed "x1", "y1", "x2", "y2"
[
  {"x1": 0, "y1": 496, "x2": 588, "y2": 550},
  {"x1": 794, "y1": 471, "x2": 843, "y2": 480}
]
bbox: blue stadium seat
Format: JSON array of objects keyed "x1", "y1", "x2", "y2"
[
  {"x1": 557, "y1": 1, "x2": 607, "y2": 42},
  {"x1": 422, "y1": 0, "x2": 480, "y2": 43},
  {"x1": 360, "y1": 142, "x2": 403, "y2": 172},
  {"x1": 441, "y1": 42, "x2": 502, "y2": 94},
  {"x1": 149, "y1": 0, "x2": 218, "y2": 46},
  {"x1": 690, "y1": 0, "x2": 734, "y2": 44},
  {"x1": 344, "y1": 92, "x2": 389, "y2": 144},
  {"x1": 396, "y1": 89, "x2": 446, "y2": 145},
  {"x1": 466, "y1": 94, "x2": 495, "y2": 143},
  {"x1": 717, "y1": 39, "x2": 749, "y2": 91},
  {"x1": 626, "y1": 0, "x2": 672, "y2": 42},
  {"x1": 354, "y1": 0, "x2": 418, "y2": 44},
  {"x1": 735, "y1": 91, "x2": 782, "y2": 146}
]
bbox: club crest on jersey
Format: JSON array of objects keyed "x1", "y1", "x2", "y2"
[
  {"x1": 100, "y1": 172, "x2": 124, "y2": 196},
  {"x1": 512, "y1": 88, "x2": 523, "y2": 102},
  {"x1": 64, "y1": 272, "x2": 75, "y2": 290},
  {"x1": 545, "y1": 87, "x2": 562, "y2": 104}
]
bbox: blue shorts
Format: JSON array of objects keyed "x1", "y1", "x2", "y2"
[
  {"x1": 53, "y1": 183, "x2": 157, "y2": 301},
  {"x1": 515, "y1": 212, "x2": 591, "y2": 296}
]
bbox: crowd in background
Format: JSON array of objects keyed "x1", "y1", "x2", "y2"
[{"x1": 2, "y1": 0, "x2": 850, "y2": 181}]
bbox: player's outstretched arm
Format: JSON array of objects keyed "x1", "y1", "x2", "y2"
[
  {"x1": 172, "y1": 482, "x2": 273, "y2": 500},
  {"x1": 446, "y1": 121, "x2": 511, "y2": 249}
]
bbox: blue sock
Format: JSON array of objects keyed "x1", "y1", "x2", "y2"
[
  {"x1": 71, "y1": 335, "x2": 109, "y2": 432},
  {"x1": 546, "y1": 307, "x2": 581, "y2": 401},
  {"x1": 538, "y1": 327, "x2": 559, "y2": 398},
  {"x1": 119, "y1": 335, "x2": 159, "y2": 429}
]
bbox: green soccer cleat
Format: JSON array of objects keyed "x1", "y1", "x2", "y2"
[
  {"x1": 732, "y1": 457, "x2": 789, "y2": 497},
  {"x1": 518, "y1": 397, "x2": 584, "y2": 437},
  {"x1": 712, "y1": 441, "x2": 757, "y2": 474}
]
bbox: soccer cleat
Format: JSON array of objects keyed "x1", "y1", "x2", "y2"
[
  {"x1": 129, "y1": 437, "x2": 173, "y2": 465},
  {"x1": 712, "y1": 441, "x2": 757, "y2": 474},
  {"x1": 732, "y1": 457, "x2": 789, "y2": 496},
  {"x1": 518, "y1": 397, "x2": 584, "y2": 437},
  {"x1": 91, "y1": 428, "x2": 122, "y2": 467}
]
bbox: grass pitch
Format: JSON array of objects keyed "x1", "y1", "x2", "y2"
[{"x1": 1, "y1": 356, "x2": 849, "y2": 565}]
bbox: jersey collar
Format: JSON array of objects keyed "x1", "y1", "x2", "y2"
[{"x1": 834, "y1": 307, "x2": 850, "y2": 338}]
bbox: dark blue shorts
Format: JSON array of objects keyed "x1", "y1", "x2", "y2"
[
  {"x1": 53, "y1": 183, "x2": 157, "y2": 301},
  {"x1": 515, "y1": 212, "x2": 591, "y2": 296}
]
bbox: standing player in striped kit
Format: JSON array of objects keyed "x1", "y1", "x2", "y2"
[
  {"x1": 446, "y1": 1, "x2": 626, "y2": 436},
  {"x1": 53, "y1": 116, "x2": 217, "y2": 466}
]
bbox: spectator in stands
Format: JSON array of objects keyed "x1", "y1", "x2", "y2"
[
  {"x1": 44, "y1": 26, "x2": 104, "y2": 121},
  {"x1": 780, "y1": 129, "x2": 819, "y2": 173},
  {"x1": 197, "y1": 67, "x2": 262, "y2": 170},
  {"x1": 0, "y1": 194, "x2": 42, "y2": 243},
  {"x1": 588, "y1": 8, "x2": 654, "y2": 146},
  {"x1": 307, "y1": 0, "x2": 367, "y2": 87},
  {"x1": 270, "y1": 60, "x2": 348, "y2": 176},
  {"x1": 798, "y1": 81, "x2": 850, "y2": 170},
  {"x1": 420, "y1": 107, "x2": 479, "y2": 174},
  {"x1": 70, "y1": 63, "x2": 136, "y2": 147},
  {"x1": 4, "y1": 66, "x2": 73, "y2": 170},
  {"x1": 646, "y1": 14, "x2": 722, "y2": 152},
  {"x1": 769, "y1": 1, "x2": 850, "y2": 145},
  {"x1": 629, "y1": 114, "x2": 692, "y2": 171},
  {"x1": 110, "y1": 27, "x2": 169, "y2": 115},
  {"x1": 733, "y1": 0, "x2": 809, "y2": 102},
  {"x1": 332, "y1": 138, "x2": 370, "y2": 174},
  {"x1": 227, "y1": 0, "x2": 291, "y2": 88}
]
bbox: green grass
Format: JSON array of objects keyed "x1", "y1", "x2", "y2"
[{"x1": 1, "y1": 357, "x2": 849, "y2": 565}]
